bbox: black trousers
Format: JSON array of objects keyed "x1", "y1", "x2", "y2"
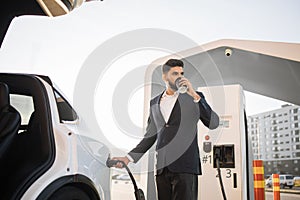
[{"x1": 155, "y1": 168, "x2": 198, "y2": 200}]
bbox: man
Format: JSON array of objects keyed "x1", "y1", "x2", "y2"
[{"x1": 112, "y1": 58, "x2": 219, "y2": 200}]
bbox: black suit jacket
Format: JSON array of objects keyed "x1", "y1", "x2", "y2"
[{"x1": 128, "y1": 91, "x2": 219, "y2": 175}]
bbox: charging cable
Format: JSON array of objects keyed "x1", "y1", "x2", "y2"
[
  {"x1": 106, "y1": 156, "x2": 146, "y2": 200},
  {"x1": 215, "y1": 149, "x2": 227, "y2": 200}
]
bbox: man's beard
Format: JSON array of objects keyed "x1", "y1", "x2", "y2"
[{"x1": 168, "y1": 81, "x2": 177, "y2": 91}]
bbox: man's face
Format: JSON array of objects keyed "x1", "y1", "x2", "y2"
[{"x1": 163, "y1": 66, "x2": 184, "y2": 91}]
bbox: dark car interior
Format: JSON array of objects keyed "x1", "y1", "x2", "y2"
[{"x1": 0, "y1": 73, "x2": 55, "y2": 199}]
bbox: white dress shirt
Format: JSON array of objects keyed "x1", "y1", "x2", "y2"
[{"x1": 160, "y1": 91, "x2": 179, "y2": 122}]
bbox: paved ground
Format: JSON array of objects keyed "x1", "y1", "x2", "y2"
[
  {"x1": 111, "y1": 181, "x2": 300, "y2": 200},
  {"x1": 266, "y1": 191, "x2": 300, "y2": 200},
  {"x1": 111, "y1": 181, "x2": 134, "y2": 200}
]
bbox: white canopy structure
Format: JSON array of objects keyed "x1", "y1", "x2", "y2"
[{"x1": 149, "y1": 39, "x2": 300, "y2": 106}]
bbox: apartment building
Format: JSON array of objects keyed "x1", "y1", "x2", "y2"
[{"x1": 248, "y1": 105, "x2": 300, "y2": 176}]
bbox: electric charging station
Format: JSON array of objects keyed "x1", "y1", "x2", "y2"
[{"x1": 197, "y1": 84, "x2": 254, "y2": 200}]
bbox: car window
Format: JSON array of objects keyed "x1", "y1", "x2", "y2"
[
  {"x1": 10, "y1": 94, "x2": 34, "y2": 125},
  {"x1": 54, "y1": 90, "x2": 78, "y2": 122}
]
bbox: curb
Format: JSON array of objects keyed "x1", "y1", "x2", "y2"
[{"x1": 265, "y1": 188, "x2": 300, "y2": 195}]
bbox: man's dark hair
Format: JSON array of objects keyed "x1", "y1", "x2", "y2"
[{"x1": 162, "y1": 59, "x2": 184, "y2": 74}]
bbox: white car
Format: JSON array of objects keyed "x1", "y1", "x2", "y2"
[
  {"x1": 0, "y1": 73, "x2": 111, "y2": 200},
  {"x1": 112, "y1": 174, "x2": 131, "y2": 181},
  {"x1": 280, "y1": 175, "x2": 294, "y2": 189},
  {"x1": 265, "y1": 174, "x2": 294, "y2": 189}
]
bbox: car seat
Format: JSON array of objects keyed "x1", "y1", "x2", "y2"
[{"x1": 0, "y1": 82, "x2": 21, "y2": 159}]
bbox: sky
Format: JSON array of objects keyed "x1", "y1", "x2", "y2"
[{"x1": 0, "y1": 0, "x2": 299, "y2": 150}]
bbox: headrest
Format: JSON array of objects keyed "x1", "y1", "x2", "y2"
[{"x1": 0, "y1": 82, "x2": 10, "y2": 111}]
